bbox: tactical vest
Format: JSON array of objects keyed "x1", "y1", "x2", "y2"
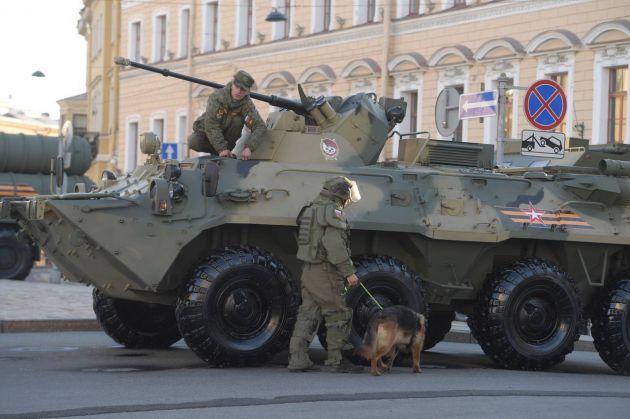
[{"x1": 296, "y1": 203, "x2": 349, "y2": 263}]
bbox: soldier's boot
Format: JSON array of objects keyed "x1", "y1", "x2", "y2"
[
  {"x1": 324, "y1": 310, "x2": 363, "y2": 373},
  {"x1": 287, "y1": 313, "x2": 320, "y2": 372}
]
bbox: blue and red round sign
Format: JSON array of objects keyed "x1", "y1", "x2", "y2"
[{"x1": 524, "y1": 79, "x2": 567, "y2": 130}]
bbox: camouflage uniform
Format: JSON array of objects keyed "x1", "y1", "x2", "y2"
[
  {"x1": 188, "y1": 71, "x2": 266, "y2": 154},
  {"x1": 288, "y1": 177, "x2": 358, "y2": 371}
]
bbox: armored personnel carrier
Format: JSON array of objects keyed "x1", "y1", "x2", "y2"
[
  {"x1": 2, "y1": 58, "x2": 629, "y2": 375},
  {"x1": 0, "y1": 132, "x2": 94, "y2": 279}
]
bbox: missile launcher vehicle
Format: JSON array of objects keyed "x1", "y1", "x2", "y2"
[
  {"x1": 0, "y1": 133, "x2": 94, "y2": 280},
  {"x1": 2, "y1": 58, "x2": 630, "y2": 375}
]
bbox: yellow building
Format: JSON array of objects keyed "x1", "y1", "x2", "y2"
[{"x1": 79, "y1": 0, "x2": 630, "y2": 174}]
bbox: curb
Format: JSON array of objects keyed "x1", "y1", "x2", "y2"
[
  {"x1": 0, "y1": 319, "x2": 598, "y2": 352},
  {"x1": 0, "y1": 319, "x2": 100, "y2": 333}
]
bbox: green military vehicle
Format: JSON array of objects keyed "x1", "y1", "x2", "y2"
[
  {"x1": 0, "y1": 132, "x2": 94, "y2": 280},
  {"x1": 2, "y1": 58, "x2": 629, "y2": 376}
]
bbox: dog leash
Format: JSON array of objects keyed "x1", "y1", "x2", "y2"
[{"x1": 344, "y1": 283, "x2": 383, "y2": 310}]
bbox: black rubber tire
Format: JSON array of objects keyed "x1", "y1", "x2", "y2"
[
  {"x1": 423, "y1": 310, "x2": 456, "y2": 351},
  {"x1": 176, "y1": 246, "x2": 299, "y2": 366},
  {"x1": 93, "y1": 288, "x2": 181, "y2": 348},
  {"x1": 471, "y1": 258, "x2": 582, "y2": 371},
  {"x1": 317, "y1": 255, "x2": 426, "y2": 356},
  {"x1": 592, "y1": 278, "x2": 630, "y2": 375},
  {"x1": 0, "y1": 226, "x2": 34, "y2": 281}
]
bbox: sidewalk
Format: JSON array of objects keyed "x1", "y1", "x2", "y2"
[{"x1": 0, "y1": 267, "x2": 596, "y2": 352}]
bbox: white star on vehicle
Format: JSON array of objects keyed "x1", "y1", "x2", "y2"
[{"x1": 525, "y1": 202, "x2": 546, "y2": 225}]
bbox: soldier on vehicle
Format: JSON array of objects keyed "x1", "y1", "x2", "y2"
[
  {"x1": 187, "y1": 70, "x2": 266, "y2": 160},
  {"x1": 288, "y1": 176, "x2": 363, "y2": 373}
]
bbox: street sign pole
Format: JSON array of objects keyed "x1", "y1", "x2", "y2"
[{"x1": 496, "y1": 74, "x2": 509, "y2": 166}]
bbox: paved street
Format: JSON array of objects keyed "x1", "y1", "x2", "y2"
[{"x1": 0, "y1": 333, "x2": 627, "y2": 419}]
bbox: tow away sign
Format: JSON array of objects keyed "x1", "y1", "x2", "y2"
[
  {"x1": 521, "y1": 129, "x2": 565, "y2": 159},
  {"x1": 458, "y1": 91, "x2": 497, "y2": 119}
]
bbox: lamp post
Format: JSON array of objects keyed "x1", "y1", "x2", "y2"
[{"x1": 265, "y1": 7, "x2": 287, "y2": 22}]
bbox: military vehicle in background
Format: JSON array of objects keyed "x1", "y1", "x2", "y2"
[
  {"x1": 2, "y1": 57, "x2": 630, "y2": 376},
  {"x1": 0, "y1": 132, "x2": 94, "y2": 280}
]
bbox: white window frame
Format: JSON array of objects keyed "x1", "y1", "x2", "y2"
[
  {"x1": 235, "y1": 0, "x2": 255, "y2": 47},
  {"x1": 175, "y1": 111, "x2": 188, "y2": 159},
  {"x1": 151, "y1": 112, "x2": 167, "y2": 143},
  {"x1": 125, "y1": 117, "x2": 140, "y2": 174},
  {"x1": 202, "y1": 1, "x2": 219, "y2": 53},
  {"x1": 354, "y1": 0, "x2": 380, "y2": 25},
  {"x1": 392, "y1": 72, "x2": 423, "y2": 158},
  {"x1": 536, "y1": 52, "x2": 576, "y2": 138},
  {"x1": 437, "y1": 66, "x2": 470, "y2": 142},
  {"x1": 152, "y1": 12, "x2": 169, "y2": 62},
  {"x1": 178, "y1": 7, "x2": 190, "y2": 58},
  {"x1": 311, "y1": 0, "x2": 334, "y2": 34},
  {"x1": 592, "y1": 46, "x2": 630, "y2": 145},
  {"x1": 482, "y1": 60, "x2": 520, "y2": 145},
  {"x1": 271, "y1": 0, "x2": 294, "y2": 41},
  {"x1": 128, "y1": 19, "x2": 142, "y2": 61}
]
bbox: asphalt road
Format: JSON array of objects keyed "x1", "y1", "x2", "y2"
[{"x1": 0, "y1": 332, "x2": 628, "y2": 419}]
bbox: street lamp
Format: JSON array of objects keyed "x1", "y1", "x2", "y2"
[
  {"x1": 265, "y1": 7, "x2": 287, "y2": 22},
  {"x1": 32, "y1": 70, "x2": 46, "y2": 77}
]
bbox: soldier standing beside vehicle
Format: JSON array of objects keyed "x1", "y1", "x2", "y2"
[
  {"x1": 187, "y1": 70, "x2": 266, "y2": 160},
  {"x1": 288, "y1": 176, "x2": 363, "y2": 373}
]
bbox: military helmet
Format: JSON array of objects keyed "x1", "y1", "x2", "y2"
[
  {"x1": 233, "y1": 70, "x2": 255, "y2": 90},
  {"x1": 323, "y1": 176, "x2": 361, "y2": 203}
]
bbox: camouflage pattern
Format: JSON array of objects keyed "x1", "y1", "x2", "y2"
[
  {"x1": 7, "y1": 61, "x2": 630, "y2": 374},
  {"x1": 188, "y1": 82, "x2": 266, "y2": 154},
  {"x1": 233, "y1": 70, "x2": 255, "y2": 90},
  {"x1": 289, "y1": 180, "x2": 356, "y2": 369}
]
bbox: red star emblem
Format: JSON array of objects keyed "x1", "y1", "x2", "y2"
[{"x1": 525, "y1": 202, "x2": 545, "y2": 225}]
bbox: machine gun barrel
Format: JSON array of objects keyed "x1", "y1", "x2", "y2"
[{"x1": 114, "y1": 57, "x2": 306, "y2": 114}]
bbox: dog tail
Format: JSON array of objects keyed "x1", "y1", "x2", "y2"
[{"x1": 355, "y1": 321, "x2": 378, "y2": 360}]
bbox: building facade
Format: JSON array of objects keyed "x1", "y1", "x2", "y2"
[{"x1": 79, "y1": 0, "x2": 630, "y2": 174}]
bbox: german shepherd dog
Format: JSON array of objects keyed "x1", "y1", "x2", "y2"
[{"x1": 356, "y1": 305, "x2": 426, "y2": 376}]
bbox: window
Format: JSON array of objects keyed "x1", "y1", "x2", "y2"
[
  {"x1": 126, "y1": 121, "x2": 139, "y2": 173},
  {"x1": 367, "y1": 0, "x2": 376, "y2": 23},
  {"x1": 154, "y1": 14, "x2": 167, "y2": 62},
  {"x1": 152, "y1": 117, "x2": 165, "y2": 142},
  {"x1": 409, "y1": 91, "x2": 418, "y2": 133},
  {"x1": 179, "y1": 9, "x2": 190, "y2": 58},
  {"x1": 130, "y1": 21, "x2": 141, "y2": 61},
  {"x1": 272, "y1": 0, "x2": 292, "y2": 40},
  {"x1": 313, "y1": 0, "x2": 332, "y2": 33},
  {"x1": 177, "y1": 114, "x2": 187, "y2": 158},
  {"x1": 608, "y1": 67, "x2": 628, "y2": 144},
  {"x1": 73, "y1": 114, "x2": 88, "y2": 137},
  {"x1": 409, "y1": 0, "x2": 420, "y2": 15},
  {"x1": 503, "y1": 78, "x2": 514, "y2": 140},
  {"x1": 355, "y1": 0, "x2": 376, "y2": 25},
  {"x1": 203, "y1": 2, "x2": 218, "y2": 52},
  {"x1": 236, "y1": 0, "x2": 253, "y2": 47},
  {"x1": 549, "y1": 72, "x2": 568, "y2": 134}
]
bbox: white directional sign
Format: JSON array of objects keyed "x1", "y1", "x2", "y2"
[
  {"x1": 521, "y1": 130, "x2": 565, "y2": 159},
  {"x1": 458, "y1": 91, "x2": 497, "y2": 119},
  {"x1": 161, "y1": 142, "x2": 178, "y2": 160}
]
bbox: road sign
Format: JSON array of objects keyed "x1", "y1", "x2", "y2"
[
  {"x1": 521, "y1": 129, "x2": 565, "y2": 159},
  {"x1": 458, "y1": 91, "x2": 497, "y2": 119},
  {"x1": 435, "y1": 87, "x2": 461, "y2": 137},
  {"x1": 524, "y1": 79, "x2": 567, "y2": 130},
  {"x1": 161, "y1": 142, "x2": 178, "y2": 160}
]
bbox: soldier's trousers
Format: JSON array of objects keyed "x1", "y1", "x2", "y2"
[
  {"x1": 288, "y1": 262, "x2": 353, "y2": 369},
  {"x1": 187, "y1": 131, "x2": 219, "y2": 154}
]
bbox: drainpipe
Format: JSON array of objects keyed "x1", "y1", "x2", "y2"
[
  {"x1": 380, "y1": 0, "x2": 391, "y2": 99},
  {"x1": 186, "y1": 0, "x2": 196, "y2": 158}
]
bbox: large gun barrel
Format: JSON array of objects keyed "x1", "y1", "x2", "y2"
[{"x1": 114, "y1": 57, "x2": 306, "y2": 115}]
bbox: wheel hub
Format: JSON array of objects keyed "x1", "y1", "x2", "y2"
[
  {"x1": 222, "y1": 287, "x2": 265, "y2": 334},
  {"x1": 517, "y1": 296, "x2": 557, "y2": 342}
]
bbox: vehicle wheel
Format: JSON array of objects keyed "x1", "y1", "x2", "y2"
[
  {"x1": 423, "y1": 310, "x2": 456, "y2": 351},
  {"x1": 0, "y1": 226, "x2": 34, "y2": 280},
  {"x1": 553, "y1": 146, "x2": 560, "y2": 154},
  {"x1": 592, "y1": 278, "x2": 630, "y2": 375},
  {"x1": 318, "y1": 255, "x2": 426, "y2": 357},
  {"x1": 540, "y1": 139, "x2": 546, "y2": 147},
  {"x1": 527, "y1": 145, "x2": 533, "y2": 152},
  {"x1": 176, "y1": 246, "x2": 299, "y2": 366},
  {"x1": 93, "y1": 288, "x2": 181, "y2": 348},
  {"x1": 471, "y1": 258, "x2": 581, "y2": 371}
]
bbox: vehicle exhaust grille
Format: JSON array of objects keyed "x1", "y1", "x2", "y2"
[{"x1": 428, "y1": 143, "x2": 484, "y2": 167}]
